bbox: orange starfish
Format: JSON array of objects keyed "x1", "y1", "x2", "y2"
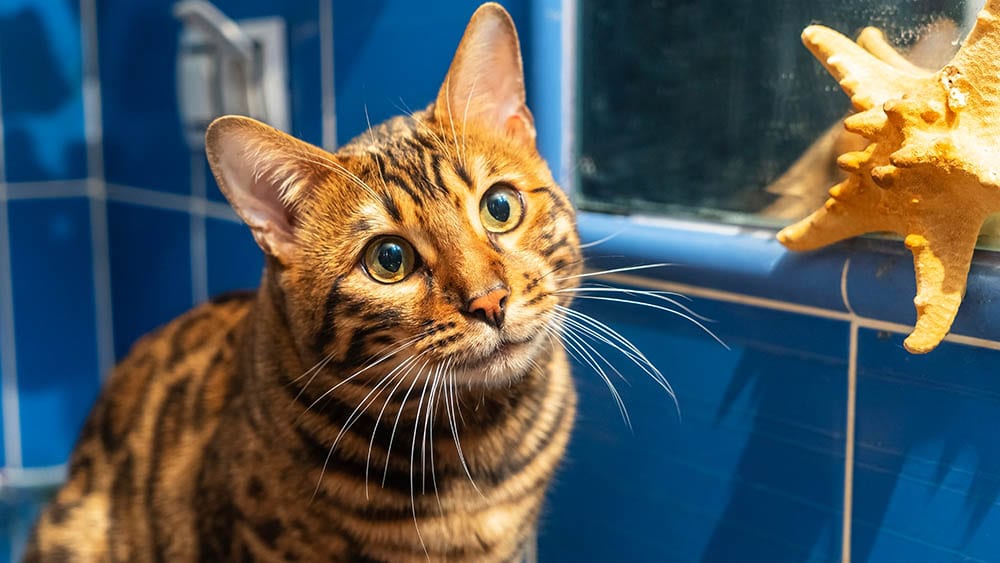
[{"x1": 777, "y1": 1, "x2": 1000, "y2": 353}]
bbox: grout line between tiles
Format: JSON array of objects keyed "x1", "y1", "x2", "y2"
[
  {"x1": 5, "y1": 181, "x2": 90, "y2": 200},
  {"x1": 189, "y1": 153, "x2": 209, "y2": 303},
  {"x1": 105, "y1": 183, "x2": 240, "y2": 222},
  {"x1": 0, "y1": 65, "x2": 23, "y2": 472},
  {"x1": 320, "y1": 0, "x2": 337, "y2": 151},
  {"x1": 842, "y1": 321, "x2": 858, "y2": 563},
  {"x1": 600, "y1": 272, "x2": 1000, "y2": 352},
  {"x1": 81, "y1": 0, "x2": 115, "y2": 379},
  {"x1": 560, "y1": 0, "x2": 577, "y2": 193}
]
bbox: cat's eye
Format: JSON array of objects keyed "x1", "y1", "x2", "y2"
[
  {"x1": 479, "y1": 184, "x2": 524, "y2": 233},
  {"x1": 363, "y1": 236, "x2": 417, "y2": 283}
]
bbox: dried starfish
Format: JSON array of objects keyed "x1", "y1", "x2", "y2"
[{"x1": 777, "y1": 1, "x2": 1000, "y2": 353}]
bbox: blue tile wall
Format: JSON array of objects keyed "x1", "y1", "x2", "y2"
[
  {"x1": 0, "y1": 1, "x2": 87, "y2": 182},
  {"x1": 9, "y1": 198, "x2": 100, "y2": 467},
  {"x1": 853, "y1": 330, "x2": 1000, "y2": 562},
  {"x1": 539, "y1": 296, "x2": 848, "y2": 562},
  {"x1": 107, "y1": 201, "x2": 192, "y2": 358},
  {"x1": 97, "y1": 0, "x2": 190, "y2": 194},
  {"x1": 205, "y1": 216, "x2": 262, "y2": 296}
]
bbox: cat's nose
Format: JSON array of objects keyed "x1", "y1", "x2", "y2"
[{"x1": 465, "y1": 286, "x2": 509, "y2": 329}]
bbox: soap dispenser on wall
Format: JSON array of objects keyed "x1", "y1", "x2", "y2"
[{"x1": 174, "y1": 1, "x2": 289, "y2": 149}]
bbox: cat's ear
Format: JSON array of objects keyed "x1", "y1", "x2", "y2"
[
  {"x1": 434, "y1": 3, "x2": 535, "y2": 146},
  {"x1": 205, "y1": 116, "x2": 331, "y2": 262}
]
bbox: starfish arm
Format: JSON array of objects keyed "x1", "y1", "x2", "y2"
[
  {"x1": 902, "y1": 216, "x2": 984, "y2": 353},
  {"x1": 856, "y1": 27, "x2": 930, "y2": 76},
  {"x1": 776, "y1": 180, "x2": 886, "y2": 251},
  {"x1": 802, "y1": 25, "x2": 920, "y2": 110}
]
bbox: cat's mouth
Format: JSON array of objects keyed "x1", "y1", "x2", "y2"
[{"x1": 450, "y1": 334, "x2": 542, "y2": 383}]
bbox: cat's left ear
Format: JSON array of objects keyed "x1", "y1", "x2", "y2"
[
  {"x1": 205, "y1": 115, "x2": 331, "y2": 263},
  {"x1": 434, "y1": 3, "x2": 536, "y2": 146}
]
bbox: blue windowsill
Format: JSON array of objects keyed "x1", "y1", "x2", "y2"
[{"x1": 575, "y1": 211, "x2": 1000, "y2": 344}]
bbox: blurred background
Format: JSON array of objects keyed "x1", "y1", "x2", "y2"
[{"x1": 2, "y1": 1, "x2": 1000, "y2": 562}]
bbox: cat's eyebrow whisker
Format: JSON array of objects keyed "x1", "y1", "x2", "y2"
[
  {"x1": 443, "y1": 79, "x2": 465, "y2": 166},
  {"x1": 364, "y1": 105, "x2": 392, "y2": 195},
  {"x1": 567, "y1": 295, "x2": 728, "y2": 350},
  {"x1": 393, "y1": 98, "x2": 450, "y2": 152},
  {"x1": 555, "y1": 286, "x2": 713, "y2": 323},
  {"x1": 460, "y1": 73, "x2": 480, "y2": 168},
  {"x1": 554, "y1": 263, "x2": 673, "y2": 282}
]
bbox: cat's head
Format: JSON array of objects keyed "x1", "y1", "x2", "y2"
[{"x1": 205, "y1": 3, "x2": 580, "y2": 386}]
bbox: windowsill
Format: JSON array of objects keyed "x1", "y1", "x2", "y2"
[{"x1": 576, "y1": 211, "x2": 1000, "y2": 346}]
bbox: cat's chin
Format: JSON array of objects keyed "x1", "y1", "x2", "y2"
[{"x1": 450, "y1": 335, "x2": 547, "y2": 387}]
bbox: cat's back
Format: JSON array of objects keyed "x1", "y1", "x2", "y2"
[{"x1": 24, "y1": 291, "x2": 255, "y2": 562}]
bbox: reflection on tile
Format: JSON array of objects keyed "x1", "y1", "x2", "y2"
[
  {"x1": 853, "y1": 330, "x2": 1000, "y2": 562},
  {"x1": 107, "y1": 202, "x2": 192, "y2": 359},
  {"x1": 0, "y1": 487, "x2": 54, "y2": 563},
  {"x1": 0, "y1": 2, "x2": 86, "y2": 182},
  {"x1": 538, "y1": 293, "x2": 848, "y2": 562},
  {"x1": 9, "y1": 198, "x2": 99, "y2": 467},
  {"x1": 205, "y1": 217, "x2": 262, "y2": 297},
  {"x1": 98, "y1": 0, "x2": 189, "y2": 194}
]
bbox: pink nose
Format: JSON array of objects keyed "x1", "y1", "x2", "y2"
[{"x1": 466, "y1": 287, "x2": 509, "y2": 328}]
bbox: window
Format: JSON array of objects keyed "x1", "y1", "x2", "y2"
[{"x1": 574, "y1": 0, "x2": 979, "y2": 230}]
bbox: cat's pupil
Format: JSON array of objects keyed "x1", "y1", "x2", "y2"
[
  {"x1": 487, "y1": 193, "x2": 511, "y2": 222},
  {"x1": 378, "y1": 243, "x2": 404, "y2": 273}
]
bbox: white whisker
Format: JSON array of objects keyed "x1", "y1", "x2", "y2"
[{"x1": 555, "y1": 263, "x2": 673, "y2": 282}]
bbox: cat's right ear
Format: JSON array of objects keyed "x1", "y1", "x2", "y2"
[{"x1": 205, "y1": 116, "x2": 331, "y2": 263}]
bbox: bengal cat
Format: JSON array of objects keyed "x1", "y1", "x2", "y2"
[{"x1": 25, "y1": 3, "x2": 590, "y2": 562}]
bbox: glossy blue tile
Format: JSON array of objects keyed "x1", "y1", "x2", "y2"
[
  {"x1": 205, "y1": 217, "x2": 263, "y2": 297},
  {"x1": 0, "y1": 0, "x2": 87, "y2": 182},
  {"x1": 331, "y1": 0, "x2": 529, "y2": 144},
  {"x1": 846, "y1": 238, "x2": 1000, "y2": 342},
  {"x1": 9, "y1": 198, "x2": 99, "y2": 467},
  {"x1": 1, "y1": 487, "x2": 52, "y2": 563},
  {"x1": 107, "y1": 201, "x2": 192, "y2": 359},
  {"x1": 539, "y1": 292, "x2": 848, "y2": 562},
  {"x1": 578, "y1": 212, "x2": 851, "y2": 313},
  {"x1": 853, "y1": 330, "x2": 1000, "y2": 562},
  {"x1": 98, "y1": 0, "x2": 189, "y2": 194}
]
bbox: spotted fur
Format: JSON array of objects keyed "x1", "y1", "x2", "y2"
[{"x1": 26, "y1": 4, "x2": 581, "y2": 562}]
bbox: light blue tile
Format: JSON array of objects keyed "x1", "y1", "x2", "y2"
[
  {"x1": 9, "y1": 198, "x2": 99, "y2": 467},
  {"x1": 539, "y1": 293, "x2": 848, "y2": 562},
  {"x1": 108, "y1": 201, "x2": 192, "y2": 359},
  {"x1": 853, "y1": 330, "x2": 1000, "y2": 562},
  {"x1": 0, "y1": 1, "x2": 87, "y2": 182},
  {"x1": 205, "y1": 217, "x2": 262, "y2": 297}
]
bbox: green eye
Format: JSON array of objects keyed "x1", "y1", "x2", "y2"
[
  {"x1": 479, "y1": 184, "x2": 524, "y2": 233},
  {"x1": 363, "y1": 236, "x2": 416, "y2": 283}
]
